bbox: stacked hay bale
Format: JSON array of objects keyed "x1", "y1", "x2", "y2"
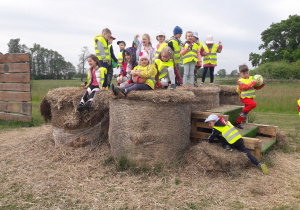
[
  {"x1": 108, "y1": 90, "x2": 195, "y2": 166},
  {"x1": 40, "y1": 87, "x2": 109, "y2": 148},
  {"x1": 217, "y1": 85, "x2": 243, "y2": 106},
  {"x1": 184, "y1": 86, "x2": 220, "y2": 111}
]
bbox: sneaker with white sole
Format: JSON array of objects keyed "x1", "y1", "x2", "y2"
[
  {"x1": 170, "y1": 84, "x2": 176, "y2": 90},
  {"x1": 259, "y1": 164, "x2": 269, "y2": 175}
]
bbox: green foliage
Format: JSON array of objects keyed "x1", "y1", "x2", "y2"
[
  {"x1": 250, "y1": 60, "x2": 300, "y2": 79},
  {"x1": 249, "y1": 15, "x2": 300, "y2": 65},
  {"x1": 7, "y1": 38, "x2": 28, "y2": 53},
  {"x1": 217, "y1": 69, "x2": 226, "y2": 77}
]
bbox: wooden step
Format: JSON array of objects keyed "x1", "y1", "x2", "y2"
[
  {"x1": 257, "y1": 136, "x2": 277, "y2": 154},
  {"x1": 237, "y1": 123, "x2": 258, "y2": 138},
  {"x1": 207, "y1": 105, "x2": 244, "y2": 124}
]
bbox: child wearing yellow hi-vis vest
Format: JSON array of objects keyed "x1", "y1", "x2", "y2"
[
  {"x1": 77, "y1": 55, "x2": 103, "y2": 112},
  {"x1": 297, "y1": 99, "x2": 300, "y2": 115},
  {"x1": 205, "y1": 114, "x2": 269, "y2": 175}
]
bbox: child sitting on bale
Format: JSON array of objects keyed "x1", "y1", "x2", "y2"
[
  {"x1": 77, "y1": 54, "x2": 102, "y2": 112},
  {"x1": 154, "y1": 46, "x2": 182, "y2": 90},
  {"x1": 204, "y1": 114, "x2": 269, "y2": 175},
  {"x1": 111, "y1": 50, "x2": 157, "y2": 97}
]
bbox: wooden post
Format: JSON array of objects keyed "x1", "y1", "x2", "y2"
[{"x1": 0, "y1": 53, "x2": 32, "y2": 122}]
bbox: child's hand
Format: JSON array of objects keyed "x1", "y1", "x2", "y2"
[
  {"x1": 119, "y1": 75, "x2": 124, "y2": 81},
  {"x1": 103, "y1": 60, "x2": 107, "y2": 63},
  {"x1": 125, "y1": 82, "x2": 129, "y2": 86},
  {"x1": 117, "y1": 66, "x2": 119, "y2": 69},
  {"x1": 101, "y1": 87, "x2": 106, "y2": 91},
  {"x1": 81, "y1": 83, "x2": 85, "y2": 87},
  {"x1": 219, "y1": 41, "x2": 222, "y2": 45},
  {"x1": 255, "y1": 78, "x2": 260, "y2": 83},
  {"x1": 135, "y1": 34, "x2": 139, "y2": 38}
]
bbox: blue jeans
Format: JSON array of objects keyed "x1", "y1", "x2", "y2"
[{"x1": 183, "y1": 61, "x2": 195, "y2": 85}]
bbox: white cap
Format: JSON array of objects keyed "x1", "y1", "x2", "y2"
[
  {"x1": 204, "y1": 114, "x2": 219, "y2": 122},
  {"x1": 156, "y1": 30, "x2": 165, "y2": 37},
  {"x1": 206, "y1": 35, "x2": 214, "y2": 44},
  {"x1": 193, "y1": 32, "x2": 199, "y2": 39}
]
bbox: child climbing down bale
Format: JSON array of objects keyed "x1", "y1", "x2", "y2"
[
  {"x1": 111, "y1": 50, "x2": 156, "y2": 97},
  {"x1": 204, "y1": 114, "x2": 269, "y2": 175}
]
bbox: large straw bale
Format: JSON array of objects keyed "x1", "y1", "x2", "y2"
[
  {"x1": 108, "y1": 90, "x2": 193, "y2": 165},
  {"x1": 216, "y1": 85, "x2": 243, "y2": 105},
  {"x1": 40, "y1": 87, "x2": 110, "y2": 147},
  {"x1": 183, "y1": 142, "x2": 249, "y2": 174},
  {"x1": 184, "y1": 86, "x2": 220, "y2": 111},
  {"x1": 276, "y1": 130, "x2": 289, "y2": 147}
]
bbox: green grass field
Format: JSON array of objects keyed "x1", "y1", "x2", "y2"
[{"x1": 0, "y1": 78, "x2": 299, "y2": 131}]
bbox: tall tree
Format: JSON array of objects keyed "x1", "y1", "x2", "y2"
[
  {"x1": 249, "y1": 15, "x2": 300, "y2": 66},
  {"x1": 217, "y1": 69, "x2": 226, "y2": 77},
  {"x1": 78, "y1": 46, "x2": 89, "y2": 81},
  {"x1": 7, "y1": 38, "x2": 28, "y2": 53}
]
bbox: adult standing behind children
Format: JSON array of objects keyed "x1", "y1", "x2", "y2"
[
  {"x1": 234, "y1": 65, "x2": 265, "y2": 129},
  {"x1": 107, "y1": 36, "x2": 118, "y2": 88},
  {"x1": 204, "y1": 114, "x2": 269, "y2": 175},
  {"x1": 168, "y1": 26, "x2": 183, "y2": 70},
  {"x1": 181, "y1": 31, "x2": 202, "y2": 88},
  {"x1": 201, "y1": 35, "x2": 222, "y2": 85},
  {"x1": 117, "y1": 40, "x2": 126, "y2": 74},
  {"x1": 134, "y1": 34, "x2": 155, "y2": 63},
  {"x1": 155, "y1": 31, "x2": 168, "y2": 60},
  {"x1": 94, "y1": 28, "x2": 112, "y2": 89},
  {"x1": 192, "y1": 32, "x2": 205, "y2": 87}
]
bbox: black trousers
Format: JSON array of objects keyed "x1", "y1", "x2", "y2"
[{"x1": 202, "y1": 67, "x2": 215, "y2": 83}]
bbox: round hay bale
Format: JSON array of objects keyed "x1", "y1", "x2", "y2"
[
  {"x1": 216, "y1": 85, "x2": 243, "y2": 106},
  {"x1": 183, "y1": 142, "x2": 249, "y2": 174},
  {"x1": 276, "y1": 130, "x2": 289, "y2": 147},
  {"x1": 184, "y1": 86, "x2": 220, "y2": 111},
  {"x1": 108, "y1": 89, "x2": 194, "y2": 165},
  {"x1": 40, "y1": 87, "x2": 110, "y2": 147}
]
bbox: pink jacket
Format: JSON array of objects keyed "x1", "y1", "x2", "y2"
[{"x1": 181, "y1": 42, "x2": 202, "y2": 67}]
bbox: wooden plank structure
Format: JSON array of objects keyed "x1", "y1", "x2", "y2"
[
  {"x1": 190, "y1": 111, "x2": 262, "y2": 161},
  {"x1": 0, "y1": 53, "x2": 32, "y2": 122}
]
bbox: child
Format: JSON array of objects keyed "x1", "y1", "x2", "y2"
[
  {"x1": 112, "y1": 50, "x2": 157, "y2": 97},
  {"x1": 107, "y1": 36, "x2": 118, "y2": 88},
  {"x1": 181, "y1": 31, "x2": 202, "y2": 88},
  {"x1": 155, "y1": 31, "x2": 168, "y2": 60},
  {"x1": 117, "y1": 47, "x2": 138, "y2": 88},
  {"x1": 201, "y1": 35, "x2": 222, "y2": 85},
  {"x1": 77, "y1": 54, "x2": 102, "y2": 112},
  {"x1": 204, "y1": 114, "x2": 269, "y2": 175},
  {"x1": 297, "y1": 99, "x2": 300, "y2": 115},
  {"x1": 134, "y1": 34, "x2": 155, "y2": 63},
  {"x1": 117, "y1": 40, "x2": 126, "y2": 73},
  {"x1": 192, "y1": 32, "x2": 205, "y2": 87},
  {"x1": 94, "y1": 28, "x2": 112, "y2": 89},
  {"x1": 168, "y1": 26, "x2": 183, "y2": 69},
  {"x1": 155, "y1": 46, "x2": 183, "y2": 90},
  {"x1": 235, "y1": 65, "x2": 265, "y2": 129}
]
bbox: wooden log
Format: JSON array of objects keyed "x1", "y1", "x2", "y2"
[
  {"x1": 0, "y1": 91, "x2": 31, "y2": 102},
  {"x1": 0, "y1": 83, "x2": 30, "y2": 92},
  {"x1": 191, "y1": 118, "x2": 198, "y2": 142},
  {"x1": 192, "y1": 111, "x2": 229, "y2": 121},
  {"x1": 0, "y1": 102, "x2": 32, "y2": 115},
  {"x1": 0, "y1": 63, "x2": 30, "y2": 73},
  {"x1": 0, "y1": 53, "x2": 29, "y2": 63},
  {"x1": 0, "y1": 112, "x2": 32, "y2": 122},
  {"x1": 196, "y1": 121, "x2": 211, "y2": 129},
  {"x1": 247, "y1": 123, "x2": 278, "y2": 137},
  {"x1": 0, "y1": 73, "x2": 30, "y2": 83}
]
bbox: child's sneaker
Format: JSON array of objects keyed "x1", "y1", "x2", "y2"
[
  {"x1": 235, "y1": 123, "x2": 244, "y2": 129},
  {"x1": 110, "y1": 84, "x2": 119, "y2": 96},
  {"x1": 77, "y1": 103, "x2": 84, "y2": 112},
  {"x1": 259, "y1": 163, "x2": 269, "y2": 175},
  {"x1": 194, "y1": 82, "x2": 199, "y2": 87},
  {"x1": 240, "y1": 111, "x2": 247, "y2": 118},
  {"x1": 118, "y1": 88, "x2": 127, "y2": 98},
  {"x1": 84, "y1": 102, "x2": 91, "y2": 111},
  {"x1": 210, "y1": 83, "x2": 214, "y2": 85},
  {"x1": 170, "y1": 84, "x2": 176, "y2": 90},
  {"x1": 223, "y1": 145, "x2": 233, "y2": 151},
  {"x1": 200, "y1": 82, "x2": 204, "y2": 86}
]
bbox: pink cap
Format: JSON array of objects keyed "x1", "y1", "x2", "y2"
[{"x1": 139, "y1": 50, "x2": 150, "y2": 62}]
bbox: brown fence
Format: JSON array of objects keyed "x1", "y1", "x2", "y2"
[{"x1": 0, "y1": 53, "x2": 32, "y2": 121}]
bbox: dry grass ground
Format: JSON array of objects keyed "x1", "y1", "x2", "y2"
[{"x1": 0, "y1": 117, "x2": 299, "y2": 209}]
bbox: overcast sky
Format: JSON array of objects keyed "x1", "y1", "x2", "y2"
[{"x1": 1, "y1": 0, "x2": 299, "y2": 74}]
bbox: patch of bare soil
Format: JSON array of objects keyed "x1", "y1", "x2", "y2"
[{"x1": 0, "y1": 125, "x2": 299, "y2": 209}]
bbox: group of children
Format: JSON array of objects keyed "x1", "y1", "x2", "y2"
[{"x1": 77, "y1": 27, "x2": 271, "y2": 175}]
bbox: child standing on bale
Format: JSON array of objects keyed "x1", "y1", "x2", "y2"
[
  {"x1": 112, "y1": 50, "x2": 157, "y2": 97},
  {"x1": 204, "y1": 114, "x2": 269, "y2": 175},
  {"x1": 155, "y1": 46, "x2": 182, "y2": 90},
  {"x1": 117, "y1": 47, "x2": 138, "y2": 88},
  {"x1": 181, "y1": 31, "x2": 202, "y2": 88},
  {"x1": 77, "y1": 55, "x2": 102, "y2": 112},
  {"x1": 235, "y1": 65, "x2": 265, "y2": 129},
  {"x1": 134, "y1": 34, "x2": 155, "y2": 63},
  {"x1": 201, "y1": 35, "x2": 222, "y2": 85},
  {"x1": 154, "y1": 31, "x2": 168, "y2": 60}
]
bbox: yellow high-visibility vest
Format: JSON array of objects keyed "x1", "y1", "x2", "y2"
[
  {"x1": 169, "y1": 37, "x2": 181, "y2": 64},
  {"x1": 182, "y1": 43, "x2": 198, "y2": 64},
  {"x1": 155, "y1": 43, "x2": 168, "y2": 60},
  {"x1": 203, "y1": 44, "x2": 218, "y2": 65},
  {"x1": 155, "y1": 59, "x2": 174, "y2": 79},
  {"x1": 94, "y1": 34, "x2": 110, "y2": 61},
  {"x1": 133, "y1": 65, "x2": 156, "y2": 89},
  {"x1": 214, "y1": 121, "x2": 242, "y2": 144},
  {"x1": 238, "y1": 76, "x2": 256, "y2": 99},
  {"x1": 117, "y1": 51, "x2": 123, "y2": 66}
]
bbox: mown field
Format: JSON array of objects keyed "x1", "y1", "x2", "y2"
[{"x1": 0, "y1": 78, "x2": 299, "y2": 209}]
